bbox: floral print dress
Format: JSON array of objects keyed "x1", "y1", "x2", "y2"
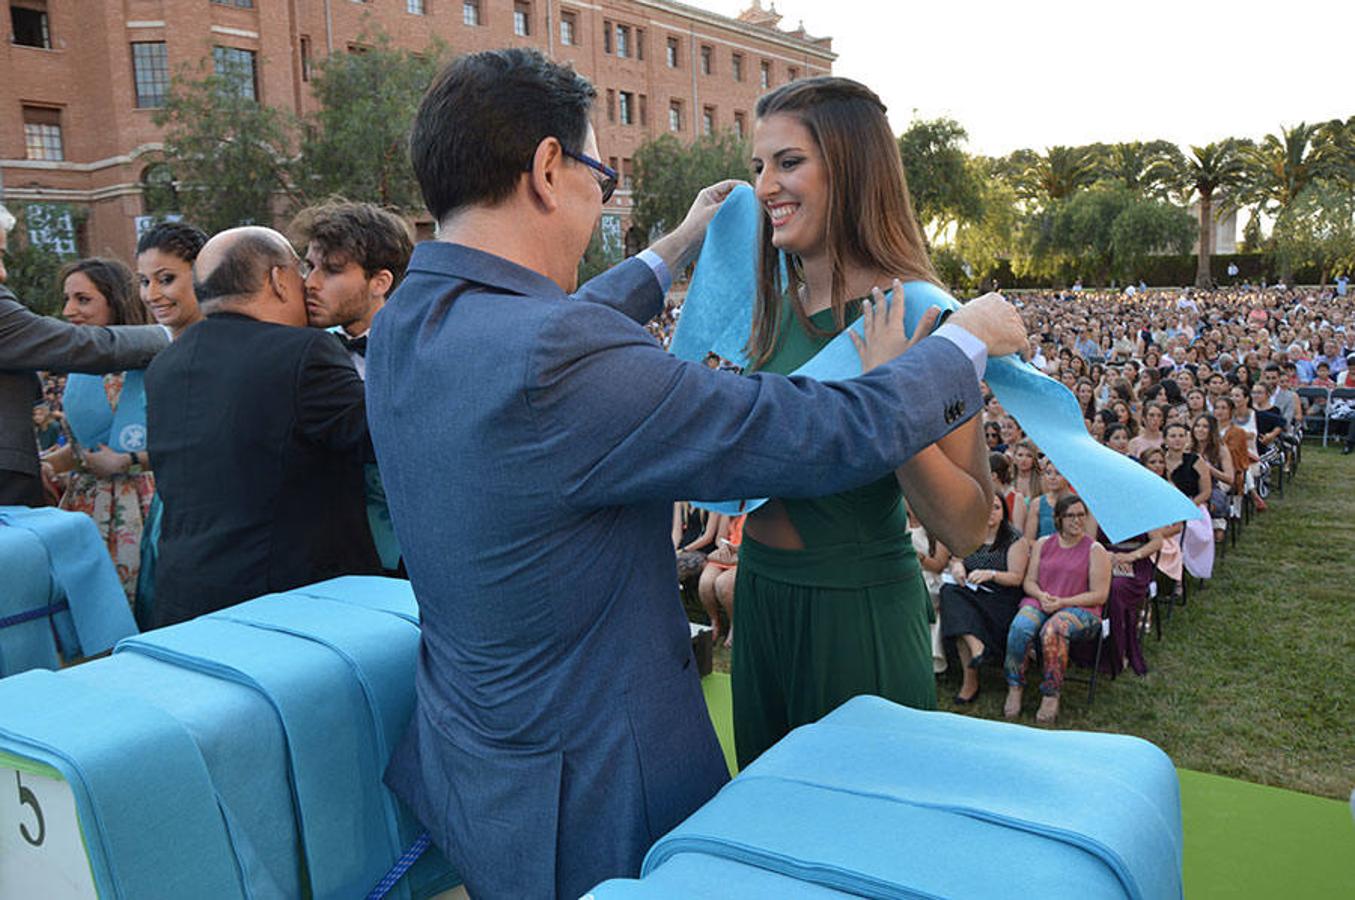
[{"x1": 59, "y1": 373, "x2": 156, "y2": 606}]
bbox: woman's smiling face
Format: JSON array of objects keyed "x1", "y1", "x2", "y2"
[{"x1": 752, "y1": 113, "x2": 830, "y2": 257}]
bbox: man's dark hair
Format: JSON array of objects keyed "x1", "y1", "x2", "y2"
[
  {"x1": 136, "y1": 221, "x2": 209, "y2": 262},
  {"x1": 410, "y1": 48, "x2": 596, "y2": 221},
  {"x1": 1263, "y1": 362, "x2": 1281, "y2": 374},
  {"x1": 194, "y1": 232, "x2": 292, "y2": 307},
  {"x1": 291, "y1": 201, "x2": 415, "y2": 293}
]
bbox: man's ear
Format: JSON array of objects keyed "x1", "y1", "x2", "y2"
[
  {"x1": 369, "y1": 269, "x2": 394, "y2": 300},
  {"x1": 269, "y1": 265, "x2": 286, "y2": 302},
  {"x1": 527, "y1": 136, "x2": 565, "y2": 213}
]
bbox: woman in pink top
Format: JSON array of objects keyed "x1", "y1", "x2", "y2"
[{"x1": 1003, "y1": 494, "x2": 1111, "y2": 724}]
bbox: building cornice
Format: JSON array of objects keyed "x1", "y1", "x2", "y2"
[
  {"x1": 629, "y1": 0, "x2": 836, "y2": 62},
  {"x1": 0, "y1": 144, "x2": 164, "y2": 174}
]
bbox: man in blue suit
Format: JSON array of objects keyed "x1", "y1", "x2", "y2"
[{"x1": 369, "y1": 48, "x2": 1028, "y2": 898}]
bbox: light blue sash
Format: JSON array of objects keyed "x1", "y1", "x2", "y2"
[
  {"x1": 61, "y1": 371, "x2": 149, "y2": 452},
  {"x1": 670, "y1": 184, "x2": 1199, "y2": 542},
  {"x1": 0, "y1": 506, "x2": 138, "y2": 658}
]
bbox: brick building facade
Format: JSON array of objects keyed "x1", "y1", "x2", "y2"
[{"x1": 1, "y1": 0, "x2": 833, "y2": 260}]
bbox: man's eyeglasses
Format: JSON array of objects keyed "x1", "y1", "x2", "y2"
[{"x1": 561, "y1": 149, "x2": 618, "y2": 203}]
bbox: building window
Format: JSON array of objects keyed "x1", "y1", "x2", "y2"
[
  {"x1": 605, "y1": 89, "x2": 615, "y2": 123},
  {"x1": 619, "y1": 91, "x2": 634, "y2": 126},
  {"x1": 131, "y1": 42, "x2": 170, "y2": 108},
  {"x1": 22, "y1": 106, "x2": 63, "y2": 161},
  {"x1": 668, "y1": 100, "x2": 682, "y2": 132},
  {"x1": 731, "y1": 53, "x2": 743, "y2": 82},
  {"x1": 620, "y1": 158, "x2": 634, "y2": 191},
  {"x1": 665, "y1": 36, "x2": 679, "y2": 67},
  {"x1": 700, "y1": 45, "x2": 712, "y2": 76},
  {"x1": 10, "y1": 1, "x2": 51, "y2": 49},
  {"x1": 635, "y1": 27, "x2": 645, "y2": 60},
  {"x1": 463, "y1": 0, "x2": 480, "y2": 26},
  {"x1": 603, "y1": 19, "x2": 611, "y2": 53},
  {"x1": 733, "y1": 111, "x2": 746, "y2": 140},
  {"x1": 702, "y1": 106, "x2": 715, "y2": 136},
  {"x1": 559, "y1": 10, "x2": 576, "y2": 45},
  {"x1": 300, "y1": 35, "x2": 312, "y2": 81},
  {"x1": 615, "y1": 24, "x2": 629, "y2": 58},
  {"x1": 211, "y1": 0, "x2": 254, "y2": 6},
  {"x1": 513, "y1": 2, "x2": 530, "y2": 36},
  {"x1": 788, "y1": 66, "x2": 798, "y2": 81},
  {"x1": 759, "y1": 60, "x2": 771, "y2": 89},
  {"x1": 213, "y1": 45, "x2": 258, "y2": 100},
  {"x1": 638, "y1": 93, "x2": 648, "y2": 126},
  {"x1": 406, "y1": 0, "x2": 425, "y2": 14}
]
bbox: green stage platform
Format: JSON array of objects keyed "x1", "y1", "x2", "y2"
[{"x1": 701, "y1": 673, "x2": 1355, "y2": 898}]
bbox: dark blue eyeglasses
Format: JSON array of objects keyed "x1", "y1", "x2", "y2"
[{"x1": 561, "y1": 149, "x2": 618, "y2": 203}]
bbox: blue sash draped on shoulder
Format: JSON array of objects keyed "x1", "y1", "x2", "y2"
[
  {"x1": 669, "y1": 185, "x2": 1199, "y2": 542},
  {"x1": 61, "y1": 370, "x2": 149, "y2": 453}
]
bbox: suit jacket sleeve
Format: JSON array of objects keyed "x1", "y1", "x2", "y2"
[
  {"x1": 567, "y1": 257, "x2": 664, "y2": 326},
  {"x1": 526, "y1": 299, "x2": 983, "y2": 509},
  {"x1": 0, "y1": 292, "x2": 168, "y2": 373},
  {"x1": 295, "y1": 331, "x2": 373, "y2": 459}
]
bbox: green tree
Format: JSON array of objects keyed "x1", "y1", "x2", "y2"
[
  {"x1": 1097, "y1": 141, "x2": 1183, "y2": 198},
  {"x1": 1270, "y1": 180, "x2": 1355, "y2": 284},
  {"x1": 294, "y1": 34, "x2": 446, "y2": 209},
  {"x1": 897, "y1": 116, "x2": 984, "y2": 244},
  {"x1": 1241, "y1": 123, "x2": 1345, "y2": 282},
  {"x1": 3, "y1": 204, "x2": 82, "y2": 316},
  {"x1": 1147, "y1": 140, "x2": 1250, "y2": 288},
  {"x1": 1011, "y1": 145, "x2": 1099, "y2": 203},
  {"x1": 1108, "y1": 197, "x2": 1195, "y2": 281},
  {"x1": 632, "y1": 131, "x2": 749, "y2": 243},
  {"x1": 154, "y1": 63, "x2": 300, "y2": 233},
  {"x1": 949, "y1": 158, "x2": 1022, "y2": 288}
]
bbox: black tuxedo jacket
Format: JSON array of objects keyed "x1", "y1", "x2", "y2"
[{"x1": 146, "y1": 311, "x2": 380, "y2": 626}]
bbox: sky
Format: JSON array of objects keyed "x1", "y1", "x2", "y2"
[{"x1": 699, "y1": 0, "x2": 1354, "y2": 158}]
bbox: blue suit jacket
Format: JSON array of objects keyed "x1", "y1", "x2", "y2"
[{"x1": 367, "y1": 243, "x2": 982, "y2": 899}]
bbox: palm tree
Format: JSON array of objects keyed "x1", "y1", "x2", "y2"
[
  {"x1": 1099, "y1": 141, "x2": 1184, "y2": 198},
  {"x1": 1241, "y1": 123, "x2": 1344, "y2": 282},
  {"x1": 1013, "y1": 145, "x2": 1099, "y2": 203},
  {"x1": 1148, "y1": 140, "x2": 1249, "y2": 288}
]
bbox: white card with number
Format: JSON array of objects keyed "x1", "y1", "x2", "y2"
[{"x1": 0, "y1": 765, "x2": 98, "y2": 899}]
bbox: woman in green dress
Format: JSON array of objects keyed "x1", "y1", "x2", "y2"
[{"x1": 732, "y1": 77, "x2": 994, "y2": 767}]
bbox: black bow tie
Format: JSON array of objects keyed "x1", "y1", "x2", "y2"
[{"x1": 339, "y1": 333, "x2": 368, "y2": 357}]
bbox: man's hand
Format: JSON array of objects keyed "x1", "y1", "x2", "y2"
[
  {"x1": 849, "y1": 281, "x2": 941, "y2": 372},
  {"x1": 949, "y1": 293, "x2": 1030, "y2": 359},
  {"x1": 648, "y1": 179, "x2": 748, "y2": 275}
]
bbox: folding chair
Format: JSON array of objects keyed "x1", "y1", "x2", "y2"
[
  {"x1": 1330, "y1": 388, "x2": 1355, "y2": 447},
  {"x1": 1296, "y1": 387, "x2": 1330, "y2": 446}
]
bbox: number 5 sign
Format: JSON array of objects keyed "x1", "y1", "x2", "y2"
[{"x1": 0, "y1": 756, "x2": 98, "y2": 899}]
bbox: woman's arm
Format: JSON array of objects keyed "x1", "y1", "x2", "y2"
[
  {"x1": 1022, "y1": 536, "x2": 1046, "y2": 600},
  {"x1": 896, "y1": 416, "x2": 993, "y2": 558},
  {"x1": 681, "y1": 509, "x2": 720, "y2": 553},
  {"x1": 971, "y1": 538, "x2": 1030, "y2": 587},
  {"x1": 671, "y1": 503, "x2": 685, "y2": 549},
  {"x1": 1022, "y1": 495, "x2": 1042, "y2": 543},
  {"x1": 1192, "y1": 456, "x2": 1212, "y2": 507},
  {"x1": 42, "y1": 442, "x2": 77, "y2": 474},
  {"x1": 917, "y1": 537, "x2": 950, "y2": 574},
  {"x1": 1058, "y1": 544, "x2": 1111, "y2": 610}
]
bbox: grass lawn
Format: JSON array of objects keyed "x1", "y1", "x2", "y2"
[{"x1": 711, "y1": 445, "x2": 1355, "y2": 800}]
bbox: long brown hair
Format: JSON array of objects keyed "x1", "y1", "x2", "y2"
[
  {"x1": 746, "y1": 76, "x2": 938, "y2": 369},
  {"x1": 59, "y1": 257, "x2": 149, "y2": 325}
]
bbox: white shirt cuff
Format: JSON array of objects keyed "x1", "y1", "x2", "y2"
[
  {"x1": 935, "y1": 321, "x2": 988, "y2": 381},
  {"x1": 636, "y1": 249, "x2": 672, "y2": 294}
]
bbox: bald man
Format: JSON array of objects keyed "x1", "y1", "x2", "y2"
[{"x1": 145, "y1": 226, "x2": 381, "y2": 626}]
